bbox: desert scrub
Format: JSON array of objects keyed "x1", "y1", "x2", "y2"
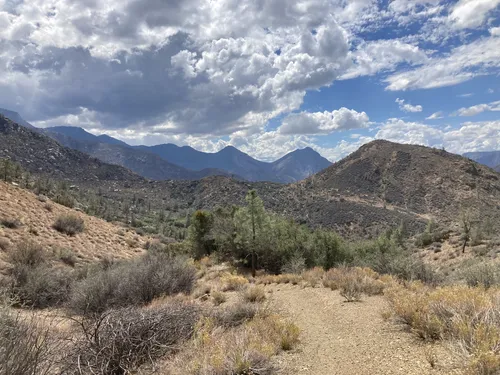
[
  {"x1": 212, "y1": 290, "x2": 227, "y2": 305},
  {"x1": 69, "y1": 253, "x2": 196, "y2": 315},
  {"x1": 0, "y1": 299, "x2": 59, "y2": 375},
  {"x1": 53, "y1": 214, "x2": 84, "y2": 236},
  {"x1": 220, "y1": 272, "x2": 249, "y2": 291},
  {"x1": 167, "y1": 313, "x2": 299, "y2": 374},
  {"x1": 242, "y1": 285, "x2": 266, "y2": 303},
  {"x1": 385, "y1": 282, "x2": 500, "y2": 374},
  {"x1": 322, "y1": 267, "x2": 386, "y2": 302},
  {"x1": 64, "y1": 301, "x2": 200, "y2": 375},
  {"x1": 302, "y1": 267, "x2": 325, "y2": 287}
]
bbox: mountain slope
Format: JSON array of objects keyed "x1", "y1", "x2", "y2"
[
  {"x1": 45, "y1": 129, "x2": 236, "y2": 181},
  {"x1": 0, "y1": 108, "x2": 37, "y2": 130},
  {"x1": 307, "y1": 140, "x2": 500, "y2": 219},
  {"x1": 271, "y1": 147, "x2": 331, "y2": 183},
  {"x1": 0, "y1": 115, "x2": 141, "y2": 182},
  {"x1": 464, "y1": 151, "x2": 500, "y2": 169}
]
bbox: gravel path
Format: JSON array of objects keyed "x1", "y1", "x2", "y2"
[{"x1": 268, "y1": 284, "x2": 457, "y2": 375}]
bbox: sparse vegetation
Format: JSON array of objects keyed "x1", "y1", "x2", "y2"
[
  {"x1": 69, "y1": 253, "x2": 196, "y2": 315},
  {"x1": 65, "y1": 301, "x2": 200, "y2": 374},
  {"x1": 1, "y1": 218, "x2": 21, "y2": 229},
  {"x1": 53, "y1": 214, "x2": 85, "y2": 236},
  {"x1": 242, "y1": 285, "x2": 266, "y2": 303}
]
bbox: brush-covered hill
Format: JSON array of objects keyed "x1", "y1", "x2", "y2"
[
  {"x1": 0, "y1": 180, "x2": 148, "y2": 275},
  {"x1": 2, "y1": 115, "x2": 499, "y2": 237},
  {"x1": 306, "y1": 140, "x2": 500, "y2": 220}
]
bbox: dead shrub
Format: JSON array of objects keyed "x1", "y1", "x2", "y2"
[
  {"x1": 64, "y1": 301, "x2": 200, "y2": 374},
  {"x1": 323, "y1": 267, "x2": 386, "y2": 302},
  {"x1": 0, "y1": 299, "x2": 58, "y2": 375},
  {"x1": 242, "y1": 285, "x2": 266, "y2": 303},
  {"x1": 302, "y1": 267, "x2": 325, "y2": 287},
  {"x1": 53, "y1": 214, "x2": 84, "y2": 236},
  {"x1": 8, "y1": 240, "x2": 46, "y2": 267},
  {"x1": 220, "y1": 273, "x2": 249, "y2": 291}
]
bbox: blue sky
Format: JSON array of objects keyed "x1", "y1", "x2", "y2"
[{"x1": 0, "y1": 0, "x2": 499, "y2": 161}]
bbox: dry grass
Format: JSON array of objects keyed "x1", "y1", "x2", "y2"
[
  {"x1": 52, "y1": 214, "x2": 85, "y2": 236},
  {"x1": 386, "y1": 282, "x2": 500, "y2": 374},
  {"x1": 322, "y1": 267, "x2": 387, "y2": 302},
  {"x1": 212, "y1": 290, "x2": 227, "y2": 306},
  {"x1": 0, "y1": 182, "x2": 148, "y2": 273},
  {"x1": 220, "y1": 272, "x2": 249, "y2": 291},
  {"x1": 166, "y1": 313, "x2": 300, "y2": 375},
  {"x1": 301, "y1": 267, "x2": 325, "y2": 287},
  {"x1": 242, "y1": 285, "x2": 266, "y2": 303}
]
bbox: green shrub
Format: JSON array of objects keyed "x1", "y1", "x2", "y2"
[{"x1": 53, "y1": 214, "x2": 84, "y2": 236}]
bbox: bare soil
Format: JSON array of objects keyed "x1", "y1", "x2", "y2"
[{"x1": 268, "y1": 284, "x2": 460, "y2": 375}]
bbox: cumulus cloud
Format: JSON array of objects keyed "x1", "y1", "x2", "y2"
[
  {"x1": 449, "y1": 0, "x2": 500, "y2": 29},
  {"x1": 456, "y1": 101, "x2": 500, "y2": 116},
  {"x1": 396, "y1": 98, "x2": 423, "y2": 112},
  {"x1": 375, "y1": 118, "x2": 500, "y2": 154},
  {"x1": 279, "y1": 108, "x2": 369, "y2": 135},
  {"x1": 426, "y1": 111, "x2": 444, "y2": 119}
]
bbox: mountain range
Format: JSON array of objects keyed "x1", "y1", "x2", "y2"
[
  {"x1": 464, "y1": 151, "x2": 500, "y2": 172},
  {"x1": 0, "y1": 109, "x2": 331, "y2": 183},
  {"x1": 2, "y1": 112, "x2": 499, "y2": 238}
]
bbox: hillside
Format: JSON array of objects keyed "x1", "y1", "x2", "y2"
[
  {"x1": 464, "y1": 150, "x2": 500, "y2": 169},
  {"x1": 307, "y1": 140, "x2": 500, "y2": 220},
  {"x1": 0, "y1": 180, "x2": 147, "y2": 274},
  {"x1": 2, "y1": 116, "x2": 499, "y2": 237},
  {"x1": 0, "y1": 115, "x2": 142, "y2": 183}
]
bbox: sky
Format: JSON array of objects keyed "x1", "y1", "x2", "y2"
[{"x1": 0, "y1": 0, "x2": 499, "y2": 162}]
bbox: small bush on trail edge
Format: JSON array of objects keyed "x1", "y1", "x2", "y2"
[
  {"x1": 53, "y1": 214, "x2": 84, "y2": 236},
  {"x1": 64, "y1": 301, "x2": 200, "y2": 375},
  {"x1": 242, "y1": 285, "x2": 266, "y2": 303},
  {"x1": 69, "y1": 253, "x2": 197, "y2": 315}
]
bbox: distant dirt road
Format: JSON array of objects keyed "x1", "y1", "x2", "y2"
[{"x1": 268, "y1": 284, "x2": 458, "y2": 375}]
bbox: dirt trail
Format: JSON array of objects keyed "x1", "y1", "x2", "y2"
[{"x1": 268, "y1": 284, "x2": 457, "y2": 375}]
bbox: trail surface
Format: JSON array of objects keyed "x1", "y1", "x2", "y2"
[{"x1": 268, "y1": 284, "x2": 457, "y2": 375}]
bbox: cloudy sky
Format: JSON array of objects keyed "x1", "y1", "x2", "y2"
[{"x1": 0, "y1": 0, "x2": 499, "y2": 161}]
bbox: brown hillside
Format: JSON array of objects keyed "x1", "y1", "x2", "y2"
[
  {"x1": 308, "y1": 140, "x2": 500, "y2": 221},
  {"x1": 0, "y1": 181, "x2": 147, "y2": 275}
]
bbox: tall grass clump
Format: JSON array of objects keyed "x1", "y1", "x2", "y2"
[
  {"x1": 386, "y1": 282, "x2": 500, "y2": 374},
  {"x1": 53, "y1": 214, "x2": 84, "y2": 236}
]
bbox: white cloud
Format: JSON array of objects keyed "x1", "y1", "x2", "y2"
[
  {"x1": 458, "y1": 93, "x2": 474, "y2": 97},
  {"x1": 426, "y1": 111, "x2": 444, "y2": 119},
  {"x1": 385, "y1": 36, "x2": 500, "y2": 91},
  {"x1": 396, "y1": 98, "x2": 423, "y2": 112},
  {"x1": 449, "y1": 0, "x2": 500, "y2": 29},
  {"x1": 375, "y1": 118, "x2": 500, "y2": 153},
  {"x1": 279, "y1": 108, "x2": 370, "y2": 135},
  {"x1": 490, "y1": 27, "x2": 500, "y2": 36},
  {"x1": 488, "y1": 88, "x2": 495, "y2": 93},
  {"x1": 456, "y1": 100, "x2": 500, "y2": 116}
]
